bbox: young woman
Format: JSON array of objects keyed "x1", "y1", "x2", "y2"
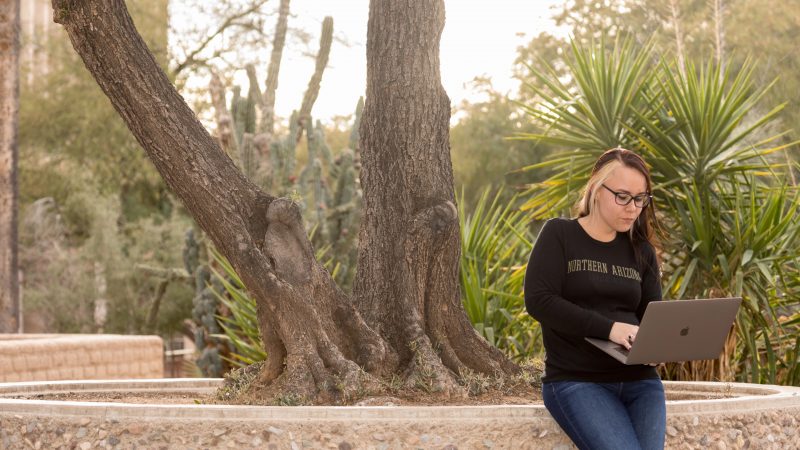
[{"x1": 524, "y1": 148, "x2": 665, "y2": 450}]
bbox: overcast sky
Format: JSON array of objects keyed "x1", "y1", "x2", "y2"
[{"x1": 247, "y1": 0, "x2": 566, "y2": 122}]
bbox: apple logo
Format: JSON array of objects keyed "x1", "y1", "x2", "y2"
[{"x1": 680, "y1": 327, "x2": 689, "y2": 336}]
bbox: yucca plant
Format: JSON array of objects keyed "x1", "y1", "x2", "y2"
[
  {"x1": 514, "y1": 35, "x2": 658, "y2": 217},
  {"x1": 517, "y1": 37, "x2": 800, "y2": 385},
  {"x1": 209, "y1": 247, "x2": 265, "y2": 368},
  {"x1": 458, "y1": 188, "x2": 542, "y2": 361}
]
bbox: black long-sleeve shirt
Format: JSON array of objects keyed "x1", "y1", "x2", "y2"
[{"x1": 524, "y1": 218, "x2": 662, "y2": 382}]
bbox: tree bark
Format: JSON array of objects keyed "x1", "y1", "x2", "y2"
[
  {"x1": 353, "y1": 0, "x2": 517, "y2": 393},
  {"x1": 52, "y1": 0, "x2": 516, "y2": 402},
  {"x1": 0, "y1": 0, "x2": 20, "y2": 333}
]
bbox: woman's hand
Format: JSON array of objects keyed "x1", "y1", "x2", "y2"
[{"x1": 609, "y1": 322, "x2": 639, "y2": 350}]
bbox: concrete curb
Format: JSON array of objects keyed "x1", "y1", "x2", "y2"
[{"x1": 0, "y1": 379, "x2": 798, "y2": 449}]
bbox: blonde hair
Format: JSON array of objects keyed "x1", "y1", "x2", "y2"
[{"x1": 575, "y1": 159, "x2": 623, "y2": 218}]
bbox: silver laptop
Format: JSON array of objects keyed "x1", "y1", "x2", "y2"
[{"x1": 585, "y1": 297, "x2": 742, "y2": 365}]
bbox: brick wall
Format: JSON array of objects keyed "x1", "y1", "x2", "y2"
[{"x1": 0, "y1": 334, "x2": 163, "y2": 382}]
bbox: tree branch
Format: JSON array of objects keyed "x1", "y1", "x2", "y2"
[{"x1": 171, "y1": 0, "x2": 272, "y2": 77}]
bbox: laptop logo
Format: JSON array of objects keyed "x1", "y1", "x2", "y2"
[{"x1": 680, "y1": 327, "x2": 689, "y2": 336}]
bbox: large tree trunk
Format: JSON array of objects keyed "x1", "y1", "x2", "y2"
[
  {"x1": 0, "y1": 0, "x2": 21, "y2": 333},
  {"x1": 354, "y1": 0, "x2": 517, "y2": 393},
  {"x1": 52, "y1": 0, "x2": 516, "y2": 402}
]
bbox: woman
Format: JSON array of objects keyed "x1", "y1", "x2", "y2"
[{"x1": 524, "y1": 148, "x2": 665, "y2": 450}]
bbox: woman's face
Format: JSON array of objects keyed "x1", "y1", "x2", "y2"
[{"x1": 594, "y1": 165, "x2": 648, "y2": 233}]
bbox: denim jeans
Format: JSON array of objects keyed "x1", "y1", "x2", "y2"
[{"x1": 542, "y1": 378, "x2": 666, "y2": 450}]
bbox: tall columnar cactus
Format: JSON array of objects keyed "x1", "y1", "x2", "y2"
[
  {"x1": 208, "y1": 70, "x2": 239, "y2": 167},
  {"x1": 183, "y1": 228, "x2": 228, "y2": 377},
  {"x1": 269, "y1": 110, "x2": 300, "y2": 194},
  {"x1": 295, "y1": 16, "x2": 333, "y2": 144},
  {"x1": 230, "y1": 83, "x2": 257, "y2": 150},
  {"x1": 349, "y1": 96, "x2": 364, "y2": 155},
  {"x1": 191, "y1": 265, "x2": 227, "y2": 377}
]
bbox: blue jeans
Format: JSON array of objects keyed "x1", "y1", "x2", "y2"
[{"x1": 542, "y1": 378, "x2": 666, "y2": 450}]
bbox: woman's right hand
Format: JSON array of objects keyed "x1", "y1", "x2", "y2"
[{"x1": 609, "y1": 322, "x2": 639, "y2": 350}]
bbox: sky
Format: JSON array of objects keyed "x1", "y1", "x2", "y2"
[{"x1": 251, "y1": 0, "x2": 566, "y2": 122}]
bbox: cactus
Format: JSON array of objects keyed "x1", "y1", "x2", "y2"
[
  {"x1": 349, "y1": 97, "x2": 363, "y2": 155},
  {"x1": 209, "y1": 71, "x2": 239, "y2": 165},
  {"x1": 295, "y1": 16, "x2": 333, "y2": 144},
  {"x1": 190, "y1": 259, "x2": 231, "y2": 377}
]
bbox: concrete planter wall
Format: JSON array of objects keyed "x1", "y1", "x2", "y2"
[
  {"x1": 0, "y1": 334, "x2": 163, "y2": 382},
  {"x1": 0, "y1": 379, "x2": 798, "y2": 449}
]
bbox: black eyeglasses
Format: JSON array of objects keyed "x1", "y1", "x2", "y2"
[{"x1": 601, "y1": 184, "x2": 652, "y2": 208}]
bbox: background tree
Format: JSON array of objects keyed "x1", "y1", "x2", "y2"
[
  {"x1": 53, "y1": 0, "x2": 518, "y2": 403},
  {"x1": 449, "y1": 77, "x2": 546, "y2": 208},
  {"x1": 16, "y1": 0, "x2": 190, "y2": 334},
  {"x1": 0, "y1": 0, "x2": 21, "y2": 333}
]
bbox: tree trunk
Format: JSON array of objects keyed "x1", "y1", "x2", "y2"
[
  {"x1": 354, "y1": 0, "x2": 517, "y2": 394},
  {"x1": 0, "y1": 0, "x2": 20, "y2": 333},
  {"x1": 52, "y1": 0, "x2": 516, "y2": 402}
]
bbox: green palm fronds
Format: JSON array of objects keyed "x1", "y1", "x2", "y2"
[
  {"x1": 514, "y1": 36, "x2": 657, "y2": 217},
  {"x1": 459, "y1": 188, "x2": 542, "y2": 360}
]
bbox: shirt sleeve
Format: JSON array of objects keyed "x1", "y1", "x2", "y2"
[
  {"x1": 636, "y1": 242, "x2": 663, "y2": 321},
  {"x1": 523, "y1": 219, "x2": 615, "y2": 339}
]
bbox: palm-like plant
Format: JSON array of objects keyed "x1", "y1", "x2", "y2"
[
  {"x1": 514, "y1": 36, "x2": 657, "y2": 217},
  {"x1": 459, "y1": 188, "x2": 541, "y2": 360},
  {"x1": 518, "y1": 37, "x2": 800, "y2": 385}
]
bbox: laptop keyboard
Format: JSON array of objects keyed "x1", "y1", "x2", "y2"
[{"x1": 614, "y1": 347, "x2": 630, "y2": 356}]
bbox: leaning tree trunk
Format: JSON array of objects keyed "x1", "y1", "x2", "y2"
[
  {"x1": 354, "y1": 0, "x2": 517, "y2": 393},
  {"x1": 52, "y1": 0, "x2": 516, "y2": 402},
  {"x1": 0, "y1": 0, "x2": 20, "y2": 333}
]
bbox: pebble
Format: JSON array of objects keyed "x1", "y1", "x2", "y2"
[
  {"x1": 667, "y1": 426, "x2": 679, "y2": 437},
  {"x1": 76, "y1": 427, "x2": 87, "y2": 438},
  {"x1": 108, "y1": 436, "x2": 120, "y2": 446},
  {"x1": 213, "y1": 428, "x2": 227, "y2": 437},
  {"x1": 79, "y1": 442, "x2": 91, "y2": 450},
  {"x1": 267, "y1": 426, "x2": 284, "y2": 435},
  {"x1": 79, "y1": 418, "x2": 91, "y2": 426},
  {"x1": 538, "y1": 430, "x2": 548, "y2": 438}
]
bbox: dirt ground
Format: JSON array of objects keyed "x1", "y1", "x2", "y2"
[{"x1": 11, "y1": 382, "x2": 543, "y2": 406}]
